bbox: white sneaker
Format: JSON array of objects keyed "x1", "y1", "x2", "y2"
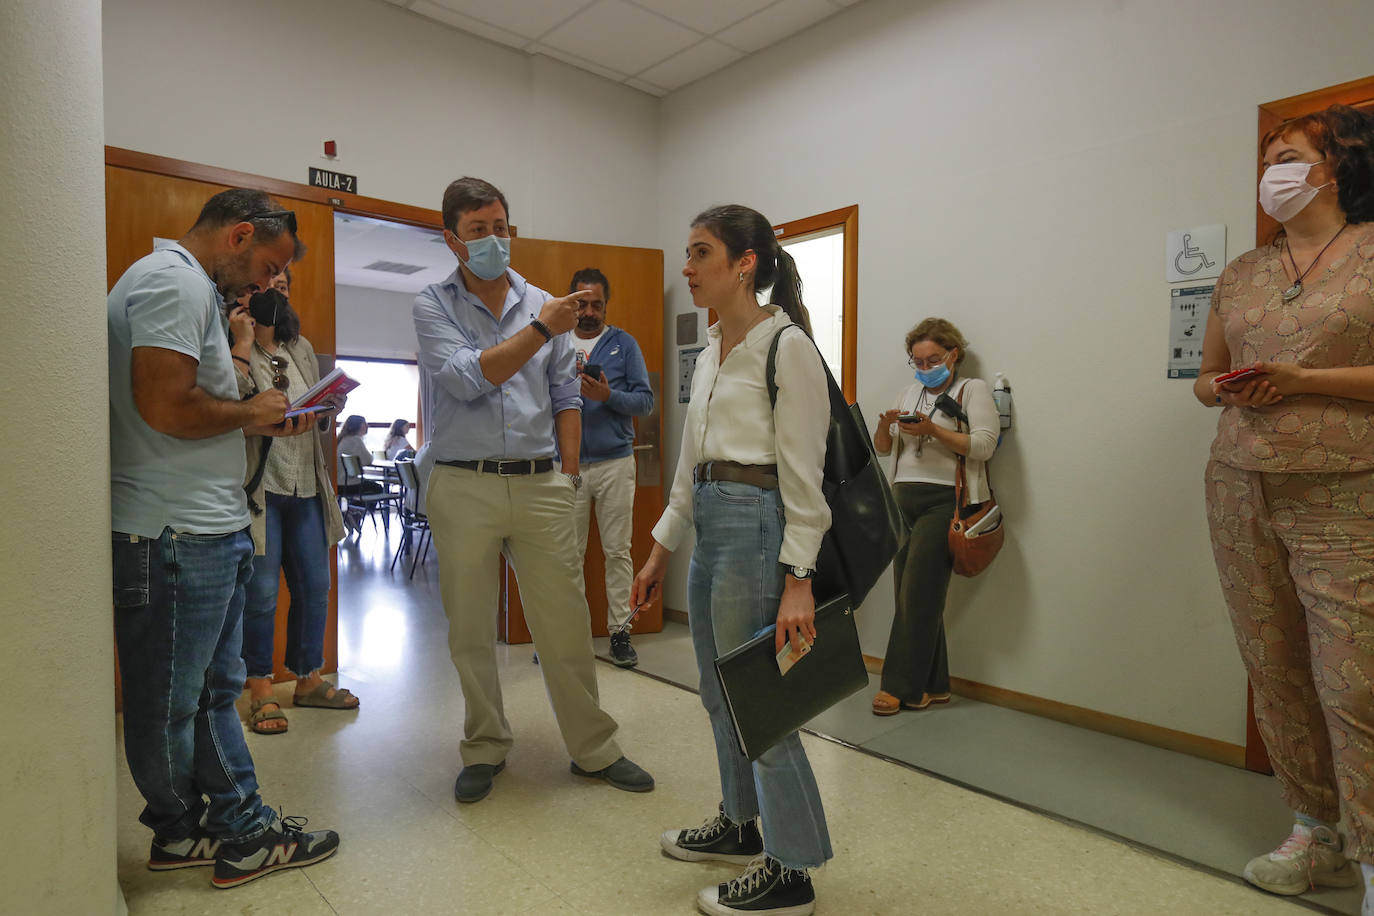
[{"x1": 1243, "y1": 823, "x2": 1358, "y2": 895}]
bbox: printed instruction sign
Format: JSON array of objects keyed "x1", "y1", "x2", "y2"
[
  {"x1": 678, "y1": 347, "x2": 704, "y2": 403},
  {"x1": 1165, "y1": 224, "x2": 1225, "y2": 282},
  {"x1": 1168, "y1": 285, "x2": 1212, "y2": 378}
]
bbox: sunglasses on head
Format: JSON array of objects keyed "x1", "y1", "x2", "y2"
[
  {"x1": 268, "y1": 354, "x2": 289, "y2": 391},
  {"x1": 248, "y1": 209, "x2": 298, "y2": 235}
]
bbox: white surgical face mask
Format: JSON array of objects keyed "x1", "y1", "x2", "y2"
[
  {"x1": 457, "y1": 234, "x2": 511, "y2": 281},
  {"x1": 1259, "y1": 160, "x2": 1330, "y2": 223}
]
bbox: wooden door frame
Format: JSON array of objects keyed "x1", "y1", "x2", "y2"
[
  {"x1": 1243, "y1": 73, "x2": 1374, "y2": 773},
  {"x1": 774, "y1": 205, "x2": 859, "y2": 403}
]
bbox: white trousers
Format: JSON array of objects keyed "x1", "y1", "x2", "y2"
[{"x1": 573, "y1": 454, "x2": 637, "y2": 630}]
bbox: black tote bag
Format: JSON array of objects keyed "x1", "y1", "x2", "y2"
[{"x1": 767, "y1": 326, "x2": 907, "y2": 608}]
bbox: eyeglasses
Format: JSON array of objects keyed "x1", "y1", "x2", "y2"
[
  {"x1": 268, "y1": 354, "x2": 289, "y2": 391},
  {"x1": 908, "y1": 353, "x2": 949, "y2": 370},
  {"x1": 248, "y1": 209, "x2": 298, "y2": 235}
]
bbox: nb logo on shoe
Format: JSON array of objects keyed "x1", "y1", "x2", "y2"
[
  {"x1": 265, "y1": 842, "x2": 298, "y2": 867},
  {"x1": 191, "y1": 837, "x2": 220, "y2": 859}
]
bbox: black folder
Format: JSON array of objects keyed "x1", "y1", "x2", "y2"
[{"x1": 713, "y1": 594, "x2": 869, "y2": 761}]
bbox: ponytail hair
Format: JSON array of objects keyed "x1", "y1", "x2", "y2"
[{"x1": 691, "y1": 204, "x2": 813, "y2": 337}]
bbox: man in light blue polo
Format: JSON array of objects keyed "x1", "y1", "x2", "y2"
[
  {"x1": 414, "y1": 176, "x2": 654, "y2": 805},
  {"x1": 109, "y1": 189, "x2": 339, "y2": 888}
]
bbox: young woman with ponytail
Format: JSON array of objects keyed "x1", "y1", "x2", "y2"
[{"x1": 631, "y1": 205, "x2": 833, "y2": 915}]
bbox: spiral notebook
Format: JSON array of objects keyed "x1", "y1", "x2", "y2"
[{"x1": 713, "y1": 594, "x2": 869, "y2": 761}]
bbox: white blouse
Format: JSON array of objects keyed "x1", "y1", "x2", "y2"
[
  {"x1": 652, "y1": 307, "x2": 831, "y2": 568},
  {"x1": 882, "y1": 377, "x2": 999, "y2": 503}
]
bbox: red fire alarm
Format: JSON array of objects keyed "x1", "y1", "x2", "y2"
[{"x1": 323, "y1": 140, "x2": 337, "y2": 158}]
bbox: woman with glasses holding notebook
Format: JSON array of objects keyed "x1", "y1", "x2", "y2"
[
  {"x1": 230, "y1": 274, "x2": 356, "y2": 736},
  {"x1": 631, "y1": 205, "x2": 832, "y2": 916}
]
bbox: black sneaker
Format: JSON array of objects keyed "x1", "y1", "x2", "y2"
[
  {"x1": 212, "y1": 812, "x2": 339, "y2": 889},
  {"x1": 147, "y1": 827, "x2": 220, "y2": 870},
  {"x1": 698, "y1": 855, "x2": 815, "y2": 915},
  {"x1": 660, "y1": 802, "x2": 763, "y2": 865},
  {"x1": 610, "y1": 630, "x2": 638, "y2": 668}
]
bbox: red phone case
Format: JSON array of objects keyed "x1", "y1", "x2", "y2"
[{"x1": 1215, "y1": 367, "x2": 1261, "y2": 386}]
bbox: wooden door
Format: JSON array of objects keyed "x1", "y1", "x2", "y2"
[
  {"x1": 499, "y1": 239, "x2": 666, "y2": 642},
  {"x1": 1241, "y1": 75, "x2": 1374, "y2": 772},
  {"x1": 106, "y1": 155, "x2": 338, "y2": 686}
]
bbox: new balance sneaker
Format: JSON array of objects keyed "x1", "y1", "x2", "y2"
[
  {"x1": 1243, "y1": 823, "x2": 1358, "y2": 895},
  {"x1": 610, "y1": 630, "x2": 638, "y2": 668},
  {"x1": 148, "y1": 827, "x2": 220, "y2": 870},
  {"x1": 212, "y1": 812, "x2": 339, "y2": 889},
  {"x1": 698, "y1": 854, "x2": 815, "y2": 916},
  {"x1": 661, "y1": 802, "x2": 764, "y2": 866}
]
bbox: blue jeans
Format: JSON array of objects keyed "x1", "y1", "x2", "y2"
[
  {"x1": 688, "y1": 480, "x2": 833, "y2": 869},
  {"x1": 242, "y1": 493, "x2": 331, "y2": 679},
  {"x1": 112, "y1": 527, "x2": 271, "y2": 843}
]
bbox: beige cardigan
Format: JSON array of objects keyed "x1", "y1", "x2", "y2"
[
  {"x1": 235, "y1": 335, "x2": 347, "y2": 555},
  {"x1": 879, "y1": 377, "x2": 997, "y2": 505}
]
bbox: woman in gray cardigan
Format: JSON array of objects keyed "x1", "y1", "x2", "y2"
[{"x1": 230, "y1": 276, "x2": 354, "y2": 735}]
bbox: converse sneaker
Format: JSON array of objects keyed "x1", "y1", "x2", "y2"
[
  {"x1": 661, "y1": 802, "x2": 764, "y2": 866},
  {"x1": 212, "y1": 811, "x2": 339, "y2": 889},
  {"x1": 698, "y1": 854, "x2": 815, "y2": 916},
  {"x1": 1243, "y1": 823, "x2": 1358, "y2": 895},
  {"x1": 148, "y1": 827, "x2": 220, "y2": 870},
  {"x1": 610, "y1": 630, "x2": 638, "y2": 668}
]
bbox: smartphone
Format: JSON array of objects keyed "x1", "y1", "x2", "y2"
[
  {"x1": 898, "y1": 413, "x2": 922, "y2": 423},
  {"x1": 583, "y1": 362, "x2": 601, "y2": 379},
  {"x1": 1214, "y1": 367, "x2": 1263, "y2": 387}
]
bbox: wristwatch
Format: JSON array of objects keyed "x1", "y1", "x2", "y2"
[
  {"x1": 565, "y1": 473, "x2": 583, "y2": 490},
  {"x1": 785, "y1": 565, "x2": 814, "y2": 580}
]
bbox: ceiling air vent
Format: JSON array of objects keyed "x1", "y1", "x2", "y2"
[{"x1": 363, "y1": 260, "x2": 426, "y2": 275}]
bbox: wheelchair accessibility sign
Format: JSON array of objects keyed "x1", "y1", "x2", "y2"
[{"x1": 1165, "y1": 224, "x2": 1225, "y2": 282}]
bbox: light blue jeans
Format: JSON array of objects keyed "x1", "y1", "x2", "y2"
[{"x1": 688, "y1": 479, "x2": 833, "y2": 869}]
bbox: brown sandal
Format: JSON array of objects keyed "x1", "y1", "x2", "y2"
[
  {"x1": 249, "y1": 697, "x2": 289, "y2": 735},
  {"x1": 871, "y1": 691, "x2": 902, "y2": 716},
  {"x1": 293, "y1": 681, "x2": 359, "y2": 709}
]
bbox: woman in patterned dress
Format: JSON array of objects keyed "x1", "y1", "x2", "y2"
[{"x1": 1195, "y1": 104, "x2": 1374, "y2": 907}]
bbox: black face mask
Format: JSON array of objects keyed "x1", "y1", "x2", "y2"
[{"x1": 247, "y1": 289, "x2": 286, "y2": 327}]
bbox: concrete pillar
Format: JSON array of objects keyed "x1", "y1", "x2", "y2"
[{"x1": 0, "y1": 1, "x2": 121, "y2": 912}]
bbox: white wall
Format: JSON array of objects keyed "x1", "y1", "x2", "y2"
[
  {"x1": 336, "y1": 284, "x2": 421, "y2": 360},
  {"x1": 657, "y1": 0, "x2": 1374, "y2": 745},
  {"x1": 101, "y1": 0, "x2": 659, "y2": 249},
  {"x1": 2, "y1": 0, "x2": 120, "y2": 912}
]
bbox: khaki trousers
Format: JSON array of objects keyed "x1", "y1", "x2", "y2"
[
  {"x1": 1205, "y1": 460, "x2": 1374, "y2": 859},
  {"x1": 573, "y1": 454, "x2": 637, "y2": 630},
  {"x1": 426, "y1": 464, "x2": 622, "y2": 771}
]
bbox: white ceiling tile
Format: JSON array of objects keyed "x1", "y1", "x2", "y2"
[
  {"x1": 529, "y1": 47, "x2": 630, "y2": 83},
  {"x1": 625, "y1": 77, "x2": 669, "y2": 97},
  {"x1": 409, "y1": 1, "x2": 533, "y2": 49},
  {"x1": 627, "y1": 0, "x2": 774, "y2": 35},
  {"x1": 540, "y1": 0, "x2": 702, "y2": 78},
  {"x1": 427, "y1": 0, "x2": 596, "y2": 41},
  {"x1": 636, "y1": 39, "x2": 743, "y2": 91},
  {"x1": 717, "y1": 0, "x2": 838, "y2": 53}
]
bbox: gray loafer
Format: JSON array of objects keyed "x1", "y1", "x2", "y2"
[
  {"x1": 570, "y1": 756, "x2": 655, "y2": 793},
  {"x1": 455, "y1": 761, "x2": 506, "y2": 803}
]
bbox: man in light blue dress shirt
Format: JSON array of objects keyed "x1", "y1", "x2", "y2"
[{"x1": 413, "y1": 177, "x2": 654, "y2": 805}]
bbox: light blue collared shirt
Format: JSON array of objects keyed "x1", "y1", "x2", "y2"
[{"x1": 414, "y1": 267, "x2": 580, "y2": 462}]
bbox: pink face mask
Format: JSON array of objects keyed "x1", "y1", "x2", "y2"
[{"x1": 1259, "y1": 160, "x2": 1331, "y2": 223}]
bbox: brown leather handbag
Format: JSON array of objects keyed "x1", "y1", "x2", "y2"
[{"x1": 947, "y1": 385, "x2": 1004, "y2": 577}]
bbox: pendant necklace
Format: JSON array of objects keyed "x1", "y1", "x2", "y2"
[{"x1": 1282, "y1": 222, "x2": 1347, "y2": 302}]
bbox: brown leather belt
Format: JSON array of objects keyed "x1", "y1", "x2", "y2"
[
  {"x1": 438, "y1": 458, "x2": 554, "y2": 476},
  {"x1": 693, "y1": 461, "x2": 779, "y2": 490}
]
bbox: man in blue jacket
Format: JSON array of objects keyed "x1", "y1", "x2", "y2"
[{"x1": 569, "y1": 268, "x2": 655, "y2": 668}]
